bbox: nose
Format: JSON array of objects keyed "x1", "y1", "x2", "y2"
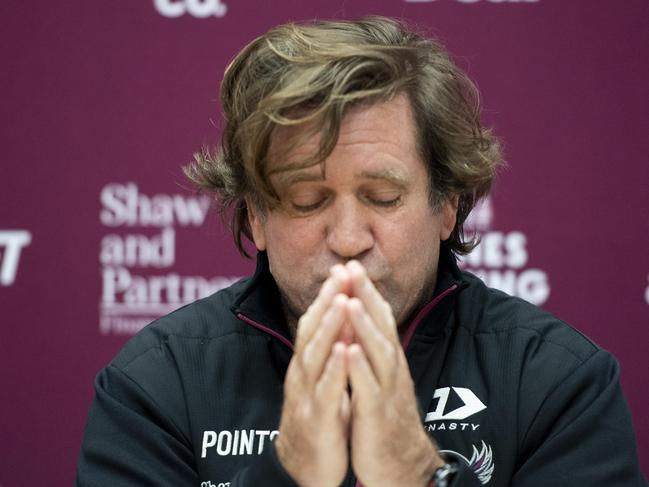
[{"x1": 325, "y1": 197, "x2": 375, "y2": 261}]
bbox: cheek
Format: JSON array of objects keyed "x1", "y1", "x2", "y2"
[
  {"x1": 378, "y1": 208, "x2": 442, "y2": 258},
  {"x1": 264, "y1": 216, "x2": 323, "y2": 264},
  {"x1": 374, "y1": 211, "x2": 442, "y2": 322},
  {"x1": 263, "y1": 216, "x2": 327, "y2": 315}
]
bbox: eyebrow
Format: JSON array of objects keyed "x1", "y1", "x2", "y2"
[
  {"x1": 270, "y1": 166, "x2": 410, "y2": 188},
  {"x1": 359, "y1": 168, "x2": 409, "y2": 187},
  {"x1": 270, "y1": 169, "x2": 324, "y2": 187}
]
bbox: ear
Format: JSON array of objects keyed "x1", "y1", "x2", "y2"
[
  {"x1": 440, "y1": 193, "x2": 459, "y2": 241},
  {"x1": 245, "y1": 197, "x2": 267, "y2": 251}
]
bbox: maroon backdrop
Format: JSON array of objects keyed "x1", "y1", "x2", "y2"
[{"x1": 1, "y1": 1, "x2": 647, "y2": 484}]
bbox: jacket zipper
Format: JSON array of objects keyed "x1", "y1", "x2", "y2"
[
  {"x1": 236, "y1": 312, "x2": 295, "y2": 351},
  {"x1": 400, "y1": 284, "x2": 459, "y2": 351}
]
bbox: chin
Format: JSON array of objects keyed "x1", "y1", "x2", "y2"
[{"x1": 286, "y1": 288, "x2": 319, "y2": 318}]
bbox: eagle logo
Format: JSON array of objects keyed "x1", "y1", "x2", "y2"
[{"x1": 439, "y1": 441, "x2": 494, "y2": 484}]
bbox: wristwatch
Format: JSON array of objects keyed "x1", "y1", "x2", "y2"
[{"x1": 431, "y1": 461, "x2": 459, "y2": 487}]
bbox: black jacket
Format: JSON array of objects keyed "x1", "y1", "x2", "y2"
[{"x1": 76, "y1": 250, "x2": 646, "y2": 486}]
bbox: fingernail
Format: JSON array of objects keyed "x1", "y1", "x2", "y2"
[
  {"x1": 330, "y1": 264, "x2": 345, "y2": 276},
  {"x1": 333, "y1": 293, "x2": 348, "y2": 306},
  {"x1": 348, "y1": 260, "x2": 366, "y2": 278}
]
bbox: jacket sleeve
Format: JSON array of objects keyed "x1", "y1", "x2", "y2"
[
  {"x1": 76, "y1": 365, "x2": 299, "y2": 487},
  {"x1": 513, "y1": 350, "x2": 646, "y2": 486}
]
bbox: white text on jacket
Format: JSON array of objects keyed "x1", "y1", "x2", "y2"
[{"x1": 201, "y1": 429, "x2": 279, "y2": 458}]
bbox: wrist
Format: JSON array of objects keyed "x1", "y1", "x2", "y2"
[
  {"x1": 412, "y1": 433, "x2": 446, "y2": 487},
  {"x1": 274, "y1": 436, "x2": 299, "y2": 481}
]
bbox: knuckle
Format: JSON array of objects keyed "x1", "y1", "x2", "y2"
[
  {"x1": 286, "y1": 361, "x2": 306, "y2": 389},
  {"x1": 383, "y1": 341, "x2": 397, "y2": 362},
  {"x1": 397, "y1": 348, "x2": 409, "y2": 367},
  {"x1": 283, "y1": 375, "x2": 297, "y2": 397},
  {"x1": 286, "y1": 358, "x2": 300, "y2": 378},
  {"x1": 311, "y1": 390, "x2": 326, "y2": 413},
  {"x1": 386, "y1": 313, "x2": 396, "y2": 329},
  {"x1": 298, "y1": 401, "x2": 313, "y2": 419},
  {"x1": 295, "y1": 318, "x2": 309, "y2": 341},
  {"x1": 360, "y1": 393, "x2": 381, "y2": 414},
  {"x1": 302, "y1": 343, "x2": 314, "y2": 368}
]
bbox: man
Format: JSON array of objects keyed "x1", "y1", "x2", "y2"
[{"x1": 76, "y1": 17, "x2": 645, "y2": 486}]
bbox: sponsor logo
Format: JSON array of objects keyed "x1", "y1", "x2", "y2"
[
  {"x1": 201, "y1": 482, "x2": 230, "y2": 487},
  {"x1": 440, "y1": 441, "x2": 494, "y2": 484},
  {"x1": 425, "y1": 387, "x2": 485, "y2": 432},
  {"x1": 99, "y1": 182, "x2": 239, "y2": 335},
  {"x1": 459, "y1": 197, "x2": 551, "y2": 306},
  {"x1": 154, "y1": 0, "x2": 227, "y2": 18},
  {"x1": 426, "y1": 387, "x2": 486, "y2": 421},
  {"x1": 0, "y1": 230, "x2": 31, "y2": 286},
  {"x1": 201, "y1": 429, "x2": 279, "y2": 458}
]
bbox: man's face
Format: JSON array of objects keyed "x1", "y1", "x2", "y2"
[{"x1": 248, "y1": 94, "x2": 457, "y2": 328}]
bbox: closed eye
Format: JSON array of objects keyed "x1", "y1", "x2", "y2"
[
  {"x1": 283, "y1": 185, "x2": 330, "y2": 214},
  {"x1": 364, "y1": 189, "x2": 403, "y2": 208},
  {"x1": 368, "y1": 195, "x2": 401, "y2": 207},
  {"x1": 291, "y1": 199, "x2": 327, "y2": 213},
  {"x1": 287, "y1": 191, "x2": 330, "y2": 213}
]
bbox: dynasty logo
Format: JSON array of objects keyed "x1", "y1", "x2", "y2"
[{"x1": 425, "y1": 386, "x2": 486, "y2": 427}]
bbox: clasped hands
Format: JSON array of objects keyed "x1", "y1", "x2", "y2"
[{"x1": 275, "y1": 261, "x2": 444, "y2": 487}]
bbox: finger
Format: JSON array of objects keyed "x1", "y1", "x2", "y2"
[
  {"x1": 302, "y1": 294, "x2": 348, "y2": 384},
  {"x1": 347, "y1": 297, "x2": 397, "y2": 387},
  {"x1": 295, "y1": 266, "x2": 348, "y2": 351},
  {"x1": 330, "y1": 263, "x2": 353, "y2": 296},
  {"x1": 282, "y1": 355, "x2": 303, "y2": 408},
  {"x1": 346, "y1": 343, "x2": 381, "y2": 414},
  {"x1": 314, "y1": 342, "x2": 349, "y2": 417},
  {"x1": 346, "y1": 260, "x2": 398, "y2": 343}
]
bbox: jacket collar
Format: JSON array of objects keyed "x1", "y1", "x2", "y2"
[
  {"x1": 232, "y1": 245, "x2": 466, "y2": 347},
  {"x1": 400, "y1": 243, "x2": 466, "y2": 348},
  {"x1": 231, "y1": 251, "x2": 294, "y2": 344}
]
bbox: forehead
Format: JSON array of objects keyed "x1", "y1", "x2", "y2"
[{"x1": 266, "y1": 93, "x2": 421, "y2": 178}]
